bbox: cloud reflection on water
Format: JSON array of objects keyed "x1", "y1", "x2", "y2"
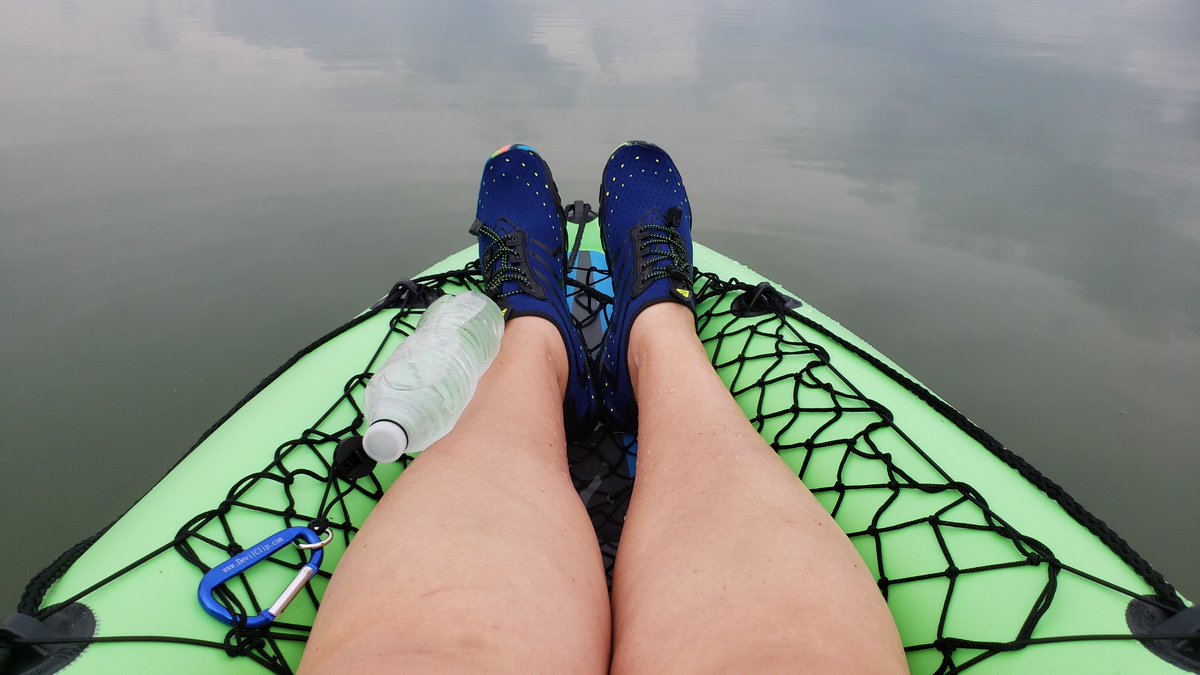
[{"x1": 207, "y1": 0, "x2": 1200, "y2": 340}]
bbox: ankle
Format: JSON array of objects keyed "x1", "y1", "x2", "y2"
[{"x1": 627, "y1": 302, "x2": 700, "y2": 391}]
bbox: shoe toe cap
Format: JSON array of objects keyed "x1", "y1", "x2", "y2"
[
  {"x1": 477, "y1": 147, "x2": 561, "y2": 227},
  {"x1": 600, "y1": 144, "x2": 689, "y2": 223}
]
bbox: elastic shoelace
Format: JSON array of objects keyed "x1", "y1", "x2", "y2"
[
  {"x1": 638, "y1": 207, "x2": 691, "y2": 284},
  {"x1": 473, "y1": 218, "x2": 531, "y2": 298}
]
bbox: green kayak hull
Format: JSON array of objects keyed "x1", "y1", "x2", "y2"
[{"x1": 9, "y1": 219, "x2": 1194, "y2": 674}]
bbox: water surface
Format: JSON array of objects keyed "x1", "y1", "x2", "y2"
[{"x1": 2, "y1": 0, "x2": 1197, "y2": 607}]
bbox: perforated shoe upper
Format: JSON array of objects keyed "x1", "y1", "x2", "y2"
[
  {"x1": 597, "y1": 141, "x2": 695, "y2": 430},
  {"x1": 473, "y1": 144, "x2": 597, "y2": 438}
]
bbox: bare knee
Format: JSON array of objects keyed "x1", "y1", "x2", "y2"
[
  {"x1": 610, "y1": 621, "x2": 907, "y2": 675},
  {"x1": 611, "y1": 643, "x2": 806, "y2": 675},
  {"x1": 300, "y1": 646, "x2": 517, "y2": 675}
]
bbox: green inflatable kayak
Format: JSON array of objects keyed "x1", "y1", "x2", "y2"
[{"x1": 3, "y1": 210, "x2": 1197, "y2": 674}]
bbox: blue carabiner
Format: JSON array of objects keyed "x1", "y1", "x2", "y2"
[{"x1": 198, "y1": 526, "x2": 328, "y2": 629}]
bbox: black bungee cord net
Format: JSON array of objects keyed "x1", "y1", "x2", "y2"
[{"x1": 6, "y1": 237, "x2": 1196, "y2": 675}]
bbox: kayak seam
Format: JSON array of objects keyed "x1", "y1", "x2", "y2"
[{"x1": 17, "y1": 527, "x2": 110, "y2": 616}]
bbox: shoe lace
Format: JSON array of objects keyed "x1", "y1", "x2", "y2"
[
  {"x1": 638, "y1": 207, "x2": 691, "y2": 284},
  {"x1": 472, "y1": 218, "x2": 532, "y2": 298}
]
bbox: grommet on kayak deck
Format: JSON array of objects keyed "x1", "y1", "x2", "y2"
[{"x1": 197, "y1": 527, "x2": 330, "y2": 630}]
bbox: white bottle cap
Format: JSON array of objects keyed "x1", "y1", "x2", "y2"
[{"x1": 363, "y1": 420, "x2": 409, "y2": 463}]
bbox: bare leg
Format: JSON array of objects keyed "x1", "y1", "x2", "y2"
[
  {"x1": 301, "y1": 317, "x2": 610, "y2": 674},
  {"x1": 609, "y1": 304, "x2": 907, "y2": 674}
]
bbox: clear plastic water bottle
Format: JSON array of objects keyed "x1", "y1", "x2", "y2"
[{"x1": 362, "y1": 292, "x2": 504, "y2": 462}]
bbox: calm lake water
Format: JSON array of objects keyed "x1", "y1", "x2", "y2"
[{"x1": 1, "y1": 0, "x2": 1197, "y2": 608}]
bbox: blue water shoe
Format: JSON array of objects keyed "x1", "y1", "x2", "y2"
[
  {"x1": 596, "y1": 141, "x2": 695, "y2": 430},
  {"x1": 471, "y1": 144, "x2": 597, "y2": 439}
]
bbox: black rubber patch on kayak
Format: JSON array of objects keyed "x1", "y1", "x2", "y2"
[
  {"x1": 371, "y1": 278, "x2": 444, "y2": 311},
  {"x1": 333, "y1": 436, "x2": 377, "y2": 481},
  {"x1": 0, "y1": 603, "x2": 95, "y2": 674},
  {"x1": 1127, "y1": 600, "x2": 1200, "y2": 672},
  {"x1": 730, "y1": 282, "x2": 802, "y2": 317}
]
